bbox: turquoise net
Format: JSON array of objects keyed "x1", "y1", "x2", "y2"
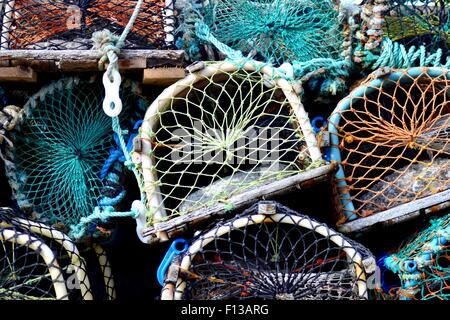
[
  {"x1": 383, "y1": 213, "x2": 450, "y2": 300},
  {"x1": 193, "y1": 0, "x2": 344, "y2": 65},
  {"x1": 4, "y1": 77, "x2": 146, "y2": 231}
]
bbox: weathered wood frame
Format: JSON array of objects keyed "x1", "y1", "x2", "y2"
[{"x1": 135, "y1": 59, "x2": 328, "y2": 243}]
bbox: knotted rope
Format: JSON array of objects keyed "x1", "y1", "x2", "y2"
[
  {"x1": 0, "y1": 105, "x2": 23, "y2": 161},
  {"x1": 360, "y1": 38, "x2": 450, "y2": 70},
  {"x1": 70, "y1": 0, "x2": 146, "y2": 240},
  {"x1": 70, "y1": 206, "x2": 140, "y2": 240},
  {"x1": 92, "y1": 0, "x2": 144, "y2": 81}
]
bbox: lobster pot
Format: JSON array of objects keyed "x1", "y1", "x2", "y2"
[
  {"x1": 0, "y1": 0, "x2": 177, "y2": 50},
  {"x1": 383, "y1": 212, "x2": 450, "y2": 300},
  {"x1": 184, "y1": 0, "x2": 346, "y2": 65},
  {"x1": 3, "y1": 77, "x2": 147, "y2": 233},
  {"x1": 329, "y1": 67, "x2": 450, "y2": 233},
  {"x1": 133, "y1": 59, "x2": 329, "y2": 242},
  {"x1": 359, "y1": 0, "x2": 449, "y2": 59},
  {"x1": 0, "y1": 207, "x2": 116, "y2": 300},
  {"x1": 160, "y1": 201, "x2": 374, "y2": 300}
]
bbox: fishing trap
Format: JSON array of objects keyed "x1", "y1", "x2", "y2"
[
  {"x1": 159, "y1": 201, "x2": 376, "y2": 300},
  {"x1": 329, "y1": 67, "x2": 450, "y2": 233},
  {"x1": 181, "y1": 0, "x2": 351, "y2": 65},
  {"x1": 3, "y1": 76, "x2": 147, "y2": 237},
  {"x1": 0, "y1": 207, "x2": 117, "y2": 300},
  {"x1": 0, "y1": 0, "x2": 177, "y2": 50},
  {"x1": 382, "y1": 212, "x2": 450, "y2": 300},
  {"x1": 132, "y1": 59, "x2": 335, "y2": 243}
]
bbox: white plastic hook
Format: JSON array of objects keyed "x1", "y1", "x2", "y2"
[{"x1": 102, "y1": 70, "x2": 123, "y2": 117}]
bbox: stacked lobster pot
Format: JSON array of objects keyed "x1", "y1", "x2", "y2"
[
  {"x1": 155, "y1": 0, "x2": 450, "y2": 300},
  {"x1": 148, "y1": 0, "x2": 379, "y2": 300},
  {"x1": 0, "y1": 0, "x2": 182, "y2": 300},
  {"x1": 0, "y1": 0, "x2": 449, "y2": 301}
]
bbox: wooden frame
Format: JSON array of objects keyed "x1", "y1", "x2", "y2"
[
  {"x1": 161, "y1": 206, "x2": 368, "y2": 300},
  {"x1": 134, "y1": 59, "x2": 329, "y2": 243}
]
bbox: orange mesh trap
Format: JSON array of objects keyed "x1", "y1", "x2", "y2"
[
  {"x1": 0, "y1": 0, "x2": 176, "y2": 50},
  {"x1": 329, "y1": 67, "x2": 450, "y2": 231}
]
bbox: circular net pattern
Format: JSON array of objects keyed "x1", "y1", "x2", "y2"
[
  {"x1": 0, "y1": 207, "x2": 92, "y2": 300},
  {"x1": 139, "y1": 62, "x2": 319, "y2": 225},
  {"x1": 383, "y1": 0, "x2": 450, "y2": 54},
  {"x1": 4, "y1": 77, "x2": 145, "y2": 229},
  {"x1": 201, "y1": 0, "x2": 343, "y2": 65},
  {"x1": 1, "y1": 0, "x2": 176, "y2": 50},
  {"x1": 330, "y1": 67, "x2": 450, "y2": 223},
  {"x1": 169, "y1": 202, "x2": 369, "y2": 300},
  {"x1": 382, "y1": 213, "x2": 450, "y2": 300}
]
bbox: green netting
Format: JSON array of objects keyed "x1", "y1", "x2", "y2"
[
  {"x1": 3, "y1": 77, "x2": 146, "y2": 231},
  {"x1": 357, "y1": 0, "x2": 450, "y2": 69},
  {"x1": 195, "y1": 0, "x2": 344, "y2": 65},
  {"x1": 384, "y1": 213, "x2": 450, "y2": 300},
  {"x1": 383, "y1": 0, "x2": 450, "y2": 54}
]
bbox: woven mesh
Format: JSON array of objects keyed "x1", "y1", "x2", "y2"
[
  {"x1": 198, "y1": 0, "x2": 344, "y2": 65},
  {"x1": 134, "y1": 60, "x2": 323, "y2": 228},
  {"x1": 358, "y1": 0, "x2": 450, "y2": 63},
  {"x1": 0, "y1": 0, "x2": 176, "y2": 50},
  {"x1": 4, "y1": 77, "x2": 146, "y2": 230},
  {"x1": 382, "y1": 213, "x2": 450, "y2": 300},
  {"x1": 163, "y1": 202, "x2": 370, "y2": 300},
  {"x1": 383, "y1": 0, "x2": 450, "y2": 54},
  {"x1": 0, "y1": 207, "x2": 92, "y2": 300},
  {"x1": 329, "y1": 67, "x2": 450, "y2": 224},
  {"x1": 93, "y1": 243, "x2": 116, "y2": 300}
]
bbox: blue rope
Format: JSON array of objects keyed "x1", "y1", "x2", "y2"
[
  {"x1": 195, "y1": 22, "x2": 244, "y2": 61},
  {"x1": 70, "y1": 206, "x2": 140, "y2": 240}
]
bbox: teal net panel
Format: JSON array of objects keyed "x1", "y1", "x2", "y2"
[
  {"x1": 356, "y1": 0, "x2": 450, "y2": 69},
  {"x1": 195, "y1": 0, "x2": 345, "y2": 65},
  {"x1": 4, "y1": 77, "x2": 146, "y2": 231}
]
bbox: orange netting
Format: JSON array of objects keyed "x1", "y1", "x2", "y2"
[
  {"x1": 1, "y1": 0, "x2": 175, "y2": 50},
  {"x1": 329, "y1": 67, "x2": 450, "y2": 224}
]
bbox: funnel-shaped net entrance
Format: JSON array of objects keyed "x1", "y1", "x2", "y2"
[
  {"x1": 383, "y1": 0, "x2": 450, "y2": 54},
  {"x1": 168, "y1": 203, "x2": 369, "y2": 300},
  {"x1": 0, "y1": 227, "x2": 64, "y2": 300},
  {"x1": 4, "y1": 77, "x2": 145, "y2": 230},
  {"x1": 0, "y1": 0, "x2": 176, "y2": 50},
  {"x1": 137, "y1": 61, "x2": 322, "y2": 226},
  {"x1": 383, "y1": 213, "x2": 450, "y2": 300},
  {"x1": 0, "y1": 208, "x2": 94, "y2": 300},
  {"x1": 200, "y1": 0, "x2": 343, "y2": 65},
  {"x1": 330, "y1": 68, "x2": 450, "y2": 224}
]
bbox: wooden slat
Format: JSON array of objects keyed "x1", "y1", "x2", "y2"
[
  {"x1": 0, "y1": 49, "x2": 185, "y2": 72},
  {"x1": 142, "y1": 163, "x2": 336, "y2": 242},
  {"x1": 143, "y1": 67, "x2": 186, "y2": 85},
  {"x1": 338, "y1": 189, "x2": 450, "y2": 234},
  {"x1": 0, "y1": 66, "x2": 37, "y2": 82}
]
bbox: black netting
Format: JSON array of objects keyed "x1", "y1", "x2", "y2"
[
  {"x1": 0, "y1": 207, "x2": 114, "y2": 300},
  {"x1": 167, "y1": 202, "x2": 373, "y2": 300},
  {"x1": 0, "y1": 0, "x2": 177, "y2": 50}
]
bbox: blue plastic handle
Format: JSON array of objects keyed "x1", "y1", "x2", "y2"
[
  {"x1": 311, "y1": 116, "x2": 326, "y2": 134},
  {"x1": 157, "y1": 238, "x2": 189, "y2": 286}
]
